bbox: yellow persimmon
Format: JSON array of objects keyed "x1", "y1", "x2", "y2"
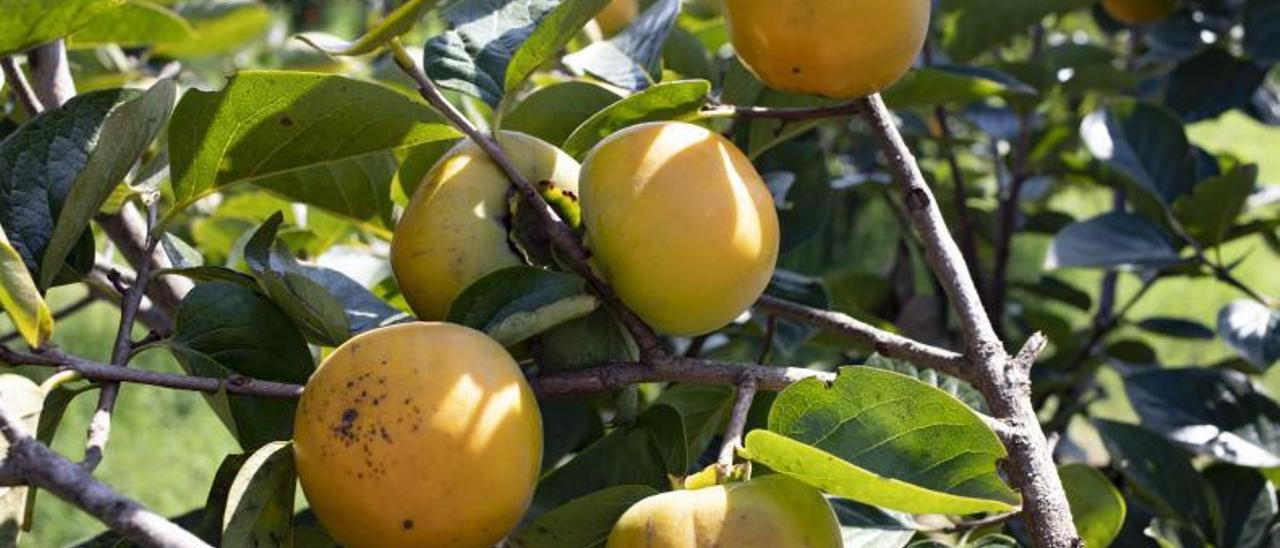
[
  {"x1": 391, "y1": 132, "x2": 580, "y2": 320},
  {"x1": 607, "y1": 475, "x2": 842, "y2": 548},
  {"x1": 1102, "y1": 0, "x2": 1177, "y2": 24},
  {"x1": 579, "y1": 122, "x2": 779, "y2": 337},
  {"x1": 293, "y1": 322, "x2": 542, "y2": 548},
  {"x1": 596, "y1": 0, "x2": 638, "y2": 36},
  {"x1": 723, "y1": 0, "x2": 931, "y2": 99}
]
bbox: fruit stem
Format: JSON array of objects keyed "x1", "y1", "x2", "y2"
[{"x1": 716, "y1": 376, "x2": 759, "y2": 478}]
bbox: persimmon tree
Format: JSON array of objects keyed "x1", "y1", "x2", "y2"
[{"x1": 0, "y1": 0, "x2": 1277, "y2": 547}]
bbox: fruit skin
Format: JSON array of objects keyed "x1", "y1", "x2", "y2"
[
  {"x1": 293, "y1": 322, "x2": 543, "y2": 548},
  {"x1": 1102, "y1": 0, "x2": 1177, "y2": 24},
  {"x1": 579, "y1": 122, "x2": 780, "y2": 337},
  {"x1": 596, "y1": 0, "x2": 638, "y2": 36},
  {"x1": 723, "y1": 0, "x2": 931, "y2": 99},
  {"x1": 391, "y1": 132, "x2": 580, "y2": 320},
  {"x1": 606, "y1": 475, "x2": 842, "y2": 548}
]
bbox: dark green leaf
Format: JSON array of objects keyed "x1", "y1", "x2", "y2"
[
  {"x1": 535, "y1": 308, "x2": 637, "y2": 372},
  {"x1": 883, "y1": 65, "x2": 1035, "y2": 108},
  {"x1": 502, "y1": 81, "x2": 623, "y2": 146},
  {"x1": 562, "y1": 0, "x2": 681, "y2": 91},
  {"x1": 1244, "y1": 0, "x2": 1280, "y2": 62},
  {"x1": 561, "y1": 79, "x2": 709, "y2": 158},
  {"x1": 1172, "y1": 163, "x2": 1258, "y2": 247},
  {"x1": 1218, "y1": 300, "x2": 1280, "y2": 372},
  {"x1": 68, "y1": 0, "x2": 194, "y2": 47},
  {"x1": 245, "y1": 213, "x2": 350, "y2": 346},
  {"x1": 1126, "y1": 367, "x2": 1280, "y2": 467},
  {"x1": 222, "y1": 442, "x2": 295, "y2": 547},
  {"x1": 0, "y1": 0, "x2": 121, "y2": 55},
  {"x1": 652, "y1": 384, "x2": 733, "y2": 458},
  {"x1": 168, "y1": 71, "x2": 460, "y2": 225},
  {"x1": 1060, "y1": 464, "x2": 1126, "y2": 548},
  {"x1": 746, "y1": 367, "x2": 1020, "y2": 514},
  {"x1": 1205, "y1": 464, "x2": 1276, "y2": 548},
  {"x1": 531, "y1": 404, "x2": 686, "y2": 517},
  {"x1": 448, "y1": 266, "x2": 599, "y2": 347},
  {"x1": 1080, "y1": 99, "x2": 1197, "y2": 205},
  {"x1": 423, "y1": 0, "x2": 563, "y2": 106},
  {"x1": 40, "y1": 80, "x2": 174, "y2": 289},
  {"x1": 540, "y1": 399, "x2": 605, "y2": 472},
  {"x1": 942, "y1": 0, "x2": 1092, "y2": 62},
  {"x1": 830, "y1": 498, "x2": 914, "y2": 548},
  {"x1": 1163, "y1": 48, "x2": 1268, "y2": 123},
  {"x1": 1094, "y1": 420, "x2": 1216, "y2": 537},
  {"x1": 168, "y1": 282, "x2": 312, "y2": 449},
  {"x1": 1045, "y1": 212, "x2": 1180, "y2": 270},
  {"x1": 1134, "y1": 318, "x2": 1215, "y2": 340},
  {"x1": 510, "y1": 485, "x2": 657, "y2": 548}
]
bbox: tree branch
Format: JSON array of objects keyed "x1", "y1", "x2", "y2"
[
  {"x1": 717, "y1": 377, "x2": 758, "y2": 475},
  {"x1": 0, "y1": 56, "x2": 44, "y2": 116},
  {"x1": 387, "y1": 41, "x2": 664, "y2": 359},
  {"x1": 754, "y1": 295, "x2": 969, "y2": 381},
  {"x1": 27, "y1": 41, "x2": 75, "y2": 109},
  {"x1": 82, "y1": 203, "x2": 162, "y2": 471},
  {"x1": 0, "y1": 404, "x2": 209, "y2": 547},
  {"x1": 857, "y1": 93, "x2": 1078, "y2": 547}
]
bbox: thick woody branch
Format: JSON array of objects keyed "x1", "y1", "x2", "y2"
[
  {"x1": 0, "y1": 406, "x2": 210, "y2": 547},
  {"x1": 857, "y1": 94, "x2": 1078, "y2": 547},
  {"x1": 28, "y1": 41, "x2": 75, "y2": 109},
  {"x1": 755, "y1": 295, "x2": 969, "y2": 381},
  {"x1": 388, "y1": 42, "x2": 663, "y2": 359}
]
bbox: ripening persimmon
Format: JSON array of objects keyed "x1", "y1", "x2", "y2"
[
  {"x1": 391, "y1": 132, "x2": 580, "y2": 320},
  {"x1": 1102, "y1": 0, "x2": 1177, "y2": 24},
  {"x1": 293, "y1": 322, "x2": 542, "y2": 548},
  {"x1": 723, "y1": 0, "x2": 931, "y2": 99},
  {"x1": 596, "y1": 0, "x2": 638, "y2": 36},
  {"x1": 579, "y1": 122, "x2": 780, "y2": 337},
  {"x1": 606, "y1": 475, "x2": 842, "y2": 548}
]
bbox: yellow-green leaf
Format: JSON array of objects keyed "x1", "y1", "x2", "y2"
[{"x1": 0, "y1": 228, "x2": 51, "y2": 348}]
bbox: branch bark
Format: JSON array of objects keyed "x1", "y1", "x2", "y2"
[
  {"x1": 0, "y1": 56, "x2": 44, "y2": 116},
  {"x1": 717, "y1": 377, "x2": 759, "y2": 475},
  {"x1": 857, "y1": 94, "x2": 1078, "y2": 547},
  {"x1": 0, "y1": 405, "x2": 209, "y2": 547}
]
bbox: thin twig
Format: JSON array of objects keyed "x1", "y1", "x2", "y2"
[
  {"x1": 81, "y1": 203, "x2": 161, "y2": 471},
  {"x1": 857, "y1": 93, "x2": 1078, "y2": 547},
  {"x1": 716, "y1": 377, "x2": 759, "y2": 475},
  {"x1": 0, "y1": 405, "x2": 209, "y2": 547},
  {"x1": 756, "y1": 315, "x2": 777, "y2": 365},
  {"x1": 387, "y1": 40, "x2": 664, "y2": 359},
  {"x1": 755, "y1": 295, "x2": 969, "y2": 381},
  {"x1": 0, "y1": 56, "x2": 44, "y2": 115}
]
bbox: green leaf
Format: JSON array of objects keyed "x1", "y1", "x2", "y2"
[
  {"x1": 1060, "y1": 464, "x2": 1126, "y2": 548},
  {"x1": 531, "y1": 404, "x2": 686, "y2": 517},
  {"x1": 506, "y1": 0, "x2": 612, "y2": 94},
  {"x1": 1044, "y1": 212, "x2": 1180, "y2": 270},
  {"x1": 0, "y1": 227, "x2": 51, "y2": 348},
  {"x1": 1094, "y1": 420, "x2": 1216, "y2": 537},
  {"x1": 863, "y1": 354, "x2": 987, "y2": 414},
  {"x1": 0, "y1": 374, "x2": 42, "y2": 545},
  {"x1": 40, "y1": 80, "x2": 175, "y2": 289},
  {"x1": 151, "y1": 0, "x2": 271, "y2": 58},
  {"x1": 1164, "y1": 47, "x2": 1269, "y2": 123},
  {"x1": 1244, "y1": 0, "x2": 1280, "y2": 63},
  {"x1": 942, "y1": 0, "x2": 1091, "y2": 62},
  {"x1": 1204, "y1": 464, "x2": 1276, "y2": 548},
  {"x1": 223, "y1": 441, "x2": 295, "y2": 548},
  {"x1": 561, "y1": 79, "x2": 710, "y2": 158},
  {"x1": 831, "y1": 499, "x2": 914, "y2": 548},
  {"x1": 0, "y1": 0, "x2": 122, "y2": 56},
  {"x1": 448, "y1": 266, "x2": 600, "y2": 347},
  {"x1": 167, "y1": 71, "x2": 460, "y2": 225},
  {"x1": 68, "y1": 0, "x2": 194, "y2": 48},
  {"x1": 562, "y1": 0, "x2": 681, "y2": 91},
  {"x1": 883, "y1": 65, "x2": 1035, "y2": 108},
  {"x1": 296, "y1": 0, "x2": 442, "y2": 56},
  {"x1": 540, "y1": 399, "x2": 605, "y2": 472},
  {"x1": 535, "y1": 308, "x2": 638, "y2": 372},
  {"x1": 510, "y1": 485, "x2": 657, "y2": 548},
  {"x1": 1218, "y1": 300, "x2": 1280, "y2": 372},
  {"x1": 1173, "y1": 163, "x2": 1258, "y2": 247},
  {"x1": 744, "y1": 367, "x2": 1019, "y2": 515},
  {"x1": 423, "y1": 0, "x2": 564, "y2": 106},
  {"x1": 23, "y1": 381, "x2": 93, "y2": 531},
  {"x1": 502, "y1": 82, "x2": 624, "y2": 146},
  {"x1": 0, "y1": 88, "x2": 152, "y2": 286},
  {"x1": 1126, "y1": 367, "x2": 1280, "y2": 466},
  {"x1": 245, "y1": 213, "x2": 350, "y2": 346},
  {"x1": 168, "y1": 282, "x2": 312, "y2": 450},
  {"x1": 652, "y1": 384, "x2": 733, "y2": 457},
  {"x1": 1080, "y1": 99, "x2": 1197, "y2": 206}
]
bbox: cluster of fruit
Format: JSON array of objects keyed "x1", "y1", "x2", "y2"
[{"x1": 287, "y1": 0, "x2": 1174, "y2": 545}]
